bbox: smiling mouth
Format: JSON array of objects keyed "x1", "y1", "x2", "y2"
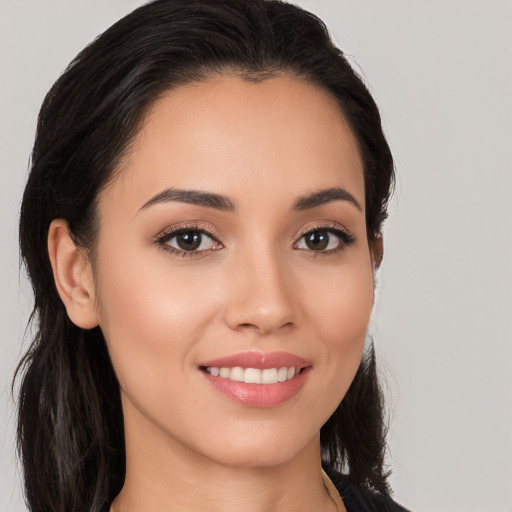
[
  {"x1": 199, "y1": 352, "x2": 312, "y2": 406},
  {"x1": 201, "y1": 366, "x2": 304, "y2": 384}
]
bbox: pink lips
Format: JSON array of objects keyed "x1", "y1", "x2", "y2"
[{"x1": 200, "y1": 351, "x2": 312, "y2": 408}]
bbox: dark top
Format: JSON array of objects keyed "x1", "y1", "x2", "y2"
[{"x1": 328, "y1": 470, "x2": 411, "y2": 512}]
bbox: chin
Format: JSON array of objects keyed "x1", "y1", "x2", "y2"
[{"x1": 196, "y1": 424, "x2": 318, "y2": 469}]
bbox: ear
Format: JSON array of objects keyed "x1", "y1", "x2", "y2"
[
  {"x1": 47, "y1": 219, "x2": 99, "y2": 329},
  {"x1": 371, "y1": 232, "x2": 384, "y2": 271}
]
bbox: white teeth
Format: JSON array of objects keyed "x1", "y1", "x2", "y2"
[
  {"x1": 277, "y1": 367, "x2": 288, "y2": 382},
  {"x1": 230, "y1": 367, "x2": 244, "y2": 382},
  {"x1": 205, "y1": 366, "x2": 301, "y2": 384},
  {"x1": 261, "y1": 368, "x2": 278, "y2": 384},
  {"x1": 244, "y1": 368, "x2": 262, "y2": 384}
]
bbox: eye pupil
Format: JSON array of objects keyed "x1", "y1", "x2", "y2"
[
  {"x1": 305, "y1": 230, "x2": 329, "y2": 251},
  {"x1": 176, "y1": 232, "x2": 202, "y2": 251}
]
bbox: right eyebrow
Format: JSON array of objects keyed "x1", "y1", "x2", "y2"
[{"x1": 138, "y1": 187, "x2": 235, "y2": 212}]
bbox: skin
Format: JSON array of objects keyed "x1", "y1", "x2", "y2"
[{"x1": 48, "y1": 75, "x2": 380, "y2": 512}]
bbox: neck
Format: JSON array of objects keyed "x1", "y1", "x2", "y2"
[{"x1": 112, "y1": 421, "x2": 340, "y2": 512}]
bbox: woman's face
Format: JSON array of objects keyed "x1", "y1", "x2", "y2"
[{"x1": 92, "y1": 75, "x2": 375, "y2": 468}]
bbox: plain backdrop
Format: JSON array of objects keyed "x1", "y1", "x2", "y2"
[{"x1": 1, "y1": 1, "x2": 511, "y2": 511}]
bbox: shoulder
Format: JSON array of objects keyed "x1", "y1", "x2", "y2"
[{"x1": 327, "y1": 470, "x2": 411, "y2": 512}]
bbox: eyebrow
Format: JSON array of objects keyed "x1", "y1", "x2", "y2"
[
  {"x1": 139, "y1": 187, "x2": 235, "y2": 212},
  {"x1": 293, "y1": 187, "x2": 362, "y2": 211},
  {"x1": 139, "y1": 186, "x2": 361, "y2": 213}
]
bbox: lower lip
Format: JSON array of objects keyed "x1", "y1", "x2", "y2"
[{"x1": 202, "y1": 367, "x2": 311, "y2": 407}]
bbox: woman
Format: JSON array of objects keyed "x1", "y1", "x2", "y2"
[{"x1": 16, "y1": 0, "x2": 408, "y2": 511}]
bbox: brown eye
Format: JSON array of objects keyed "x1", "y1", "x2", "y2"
[
  {"x1": 163, "y1": 230, "x2": 218, "y2": 252},
  {"x1": 295, "y1": 227, "x2": 354, "y2": 253},
  {"x1": 303, "y1": 230, "x2": 330, "y2": 251},
  {"x1": 175, "y1": 232, "x2": 202, "y2": 251}
]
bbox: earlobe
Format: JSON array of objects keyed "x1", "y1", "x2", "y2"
[{"x1": 47, "y1": 219, "x2": 99, "y2": 329}]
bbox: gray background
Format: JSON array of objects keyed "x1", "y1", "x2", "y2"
[{"x1": 1, "y1": 1, "x2": 511, "y2": 511}]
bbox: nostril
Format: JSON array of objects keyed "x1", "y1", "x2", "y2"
[{"x1": 236, "y1": 321, "x2": 295, "y2": 334}]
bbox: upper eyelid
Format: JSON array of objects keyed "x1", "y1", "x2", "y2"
[
  {"x1": 295, "y1": 221, "x2": 352, "y2": 238},
  {"x1": 153, "y1": 222, "x2": 221, "y2": 244}
]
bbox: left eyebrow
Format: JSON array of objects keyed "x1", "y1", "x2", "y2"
[
  {"x1": 139, "y1": 187, "x2": 235, "y2": 212},
  {"x1": 293, "y1": 187, "x2": 362, "y2": 211}
]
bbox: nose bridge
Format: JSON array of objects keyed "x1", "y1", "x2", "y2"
[{"x1": 224, "y1": 237, "x2": 295, "y2": 334}]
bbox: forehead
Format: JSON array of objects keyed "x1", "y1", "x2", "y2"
[{"x1": 101, "y1": 74, "x2": 365, "y2": 213}]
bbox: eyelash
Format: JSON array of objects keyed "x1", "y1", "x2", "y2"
[
  {"x1": 153, "y1": 223, "x2": 221, "y2": 258},
  {"x1": 294, "y1": 223, "x2": 355, "y2": 255},
  {"x1": 153, "y1": 222, "x2": 355, "y2": 258}
]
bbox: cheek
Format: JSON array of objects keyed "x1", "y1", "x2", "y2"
[
  {"x1": 302, "y1": 257, "x2": 375, "y2": 403},
  {"x1": 305, "y1": 255, "x2": 374, "y2": 344},
  {"x1": 92, "y1": 249, "x2": 219, "y2": 395}
]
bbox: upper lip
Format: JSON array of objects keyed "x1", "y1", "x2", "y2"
[{"x1": 200, "y1": 351, "x2": 311, "y2": 370}]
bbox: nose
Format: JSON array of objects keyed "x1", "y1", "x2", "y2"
[{"x1": 223, "y1": 247, "x2": 297, "y2": 335}]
